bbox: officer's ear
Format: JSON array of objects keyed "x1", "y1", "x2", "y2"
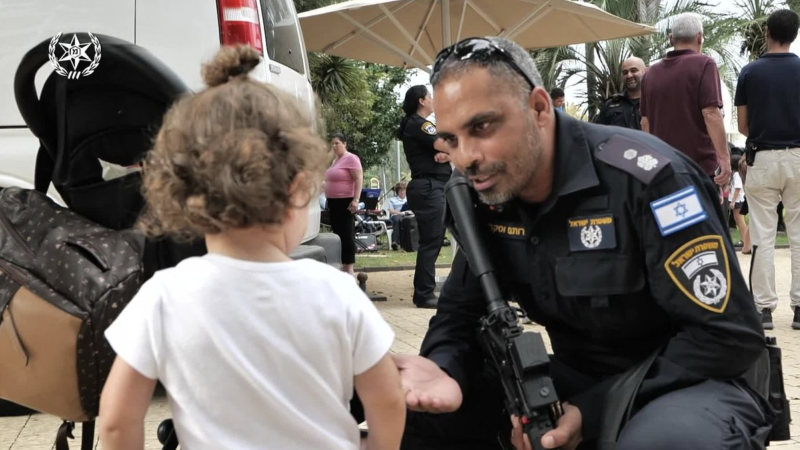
[{"x1": 529, "y1": 86, "x2": 553, "y2": 128}]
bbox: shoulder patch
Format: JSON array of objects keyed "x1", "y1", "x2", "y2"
[
  {"x1": 664, "y1": 235, "x2": 730, "y2": 313},
  {"x1": 650, "y1": 186, "x2": 707, "y2": 236},
  {"x1": 421, "y1": 121, "x2": 437, "y2": 135},
  {"x1": 596, "y1": 135, "x2": 670, "y2": 184}
]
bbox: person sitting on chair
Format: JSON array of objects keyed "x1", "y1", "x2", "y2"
[{"x1": 387, "y1": 182, "x2": 410, "y2": 250}]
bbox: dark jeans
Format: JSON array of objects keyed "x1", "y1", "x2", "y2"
[
  {"x1": 390, "y1": 214, "x2": 403, "y2": 244},
  {"x1": 406, "y1": 178, "x2": 446, "y2": 302},
  {"x1": 327, "y1": 197, "x2": 355, "y2": 265}
]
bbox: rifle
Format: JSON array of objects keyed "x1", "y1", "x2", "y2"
[{"x1": 444, "y1": 175, "x2": 563, "y2": 450}]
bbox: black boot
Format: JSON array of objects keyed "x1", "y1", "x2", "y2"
[
  {"x1": 793, "y1": 307, "x2": 800, "y2": 330},
  {"x1": 762, "y1": 308, "x2": 774, "y2": 330}
]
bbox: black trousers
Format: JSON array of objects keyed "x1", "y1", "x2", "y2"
[
  {"x1": 406, "y1": 178, "x2": 446, "y2": 302},
  {"x1": 328, "y1": 197, "x2": 355, "y2": 265},
  {"x1": 401, "y1": 379, "x2": 770, "y2": 450}
]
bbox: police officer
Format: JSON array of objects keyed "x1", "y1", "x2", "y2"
[
  {"x1": 398, "y1": 85, "x2": 452, "y2": 309},
  {"x1": 393, "y1": 37, "x2": 771, "y2": 450},
  {"x1": 595, "y1": 57, "x2": 646, "y2": 130}
]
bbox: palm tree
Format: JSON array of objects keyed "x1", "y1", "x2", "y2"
[
  {"x1": 308, "y1": 53, "x2": 366, "y2": 104},
  {"x1": 734, "y1": 0, "x2": 783, "y2": 61}
]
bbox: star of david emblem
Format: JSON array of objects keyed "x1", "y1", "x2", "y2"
[
  {"x1": 58, "y1": 34, "x2": 92, "y2": 70},
  {"x1": 674, "y1": 202, "x2": 688, "y2": 219}
]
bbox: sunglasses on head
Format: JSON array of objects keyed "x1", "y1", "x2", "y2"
[{"x1": 431, "y1": 37, "x2": 537, "y2": 90}]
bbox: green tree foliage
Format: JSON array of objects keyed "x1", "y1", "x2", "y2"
[{"x1": 315, "y1": 61, "x2": 410, "y2": 170}]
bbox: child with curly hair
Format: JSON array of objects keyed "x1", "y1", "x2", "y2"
[{"x1": 98, "y1": 46, "x2": 405, "y2": 450}]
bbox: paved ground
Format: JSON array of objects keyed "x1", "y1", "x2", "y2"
[{"x1": 3, "y1": 249, "x2": 800, "y2": 449}]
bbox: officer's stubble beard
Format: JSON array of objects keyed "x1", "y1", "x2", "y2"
[{"x1": 470, "y1": 110, "x2": 543, "y2": 206}]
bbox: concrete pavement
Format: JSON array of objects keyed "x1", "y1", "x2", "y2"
[{"x1": 2, "y1": 249, "x2": 800, "y2": 449}]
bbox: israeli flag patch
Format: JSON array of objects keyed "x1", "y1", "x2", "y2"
[{"x1": 650, "y1": 186, "x2": 707, "y2": 236}]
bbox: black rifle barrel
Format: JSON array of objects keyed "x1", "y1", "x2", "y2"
[{"x1": 444, "y1": 175, "x2": 505, "y2": 313}]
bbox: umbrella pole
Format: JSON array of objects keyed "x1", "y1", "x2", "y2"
[{"x1": 442, "y1": 0, "x2": 451, "y2": 47}]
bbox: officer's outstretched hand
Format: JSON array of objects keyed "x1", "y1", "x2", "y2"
[
  {"x1": 391, "y1": 354, "x2": 462, "y2": 413},
  {"x1": 511, "y1": 403, "x2": 582, "y2": 450}
]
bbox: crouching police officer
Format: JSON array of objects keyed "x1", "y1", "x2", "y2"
[{"x1": 393, "y1": 36, "x2": 773, "y2": 450}]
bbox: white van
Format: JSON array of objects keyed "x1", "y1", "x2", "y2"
[{"x1": 0, "y1": 0, "x2": 325, "y2": 245}]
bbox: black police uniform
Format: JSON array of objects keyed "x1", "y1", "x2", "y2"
[
  {"x1": 401, "y1": 113, "x2": 772, "y2": 450},
  {"x1": 595, "y1": 91, "x2": 641, "y2": 130},
  {"x1": 401, "y1": 114, "x2": 452, "y2": 305}
]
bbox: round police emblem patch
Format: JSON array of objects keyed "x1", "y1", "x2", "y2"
[
  {"x1": 580, "y1": 225, "x2": 602, "y2": 249},
  {"x1": 664, "y1": 235, "x2": 730, "y2": 313}
]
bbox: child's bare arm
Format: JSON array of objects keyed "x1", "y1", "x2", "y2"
[
  {"x1": 99, "y1": 357, "x2": 157, "y2": 450},
  {"x1": 355, "y1": 353, "x2": 406, "y2": 450}
]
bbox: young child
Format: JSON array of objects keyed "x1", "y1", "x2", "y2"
[
  {"x1": 730, "y1": 156, "x2": 751, "y2": 254},
  {"x1": 99, "y1": 46, "x2": 405, "y2": 450}
]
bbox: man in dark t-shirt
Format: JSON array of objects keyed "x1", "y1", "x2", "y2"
[
  {"x1": 735, "y1": 9, "x2": 800, "y2": 329},
  {"x1": 640, "y1": 13, "x2": 731, "y2": 189}
]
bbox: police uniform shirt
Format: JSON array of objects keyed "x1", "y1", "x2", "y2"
[
  {"x1": 421, "y1": 113, "x2": 765, "y2": 440},
  {"x1": 402, "y1": 114, "x2": 452, "y2": 181},
  {"x1": 596, "y1": 91, "x2": 642, "y2": 130}
]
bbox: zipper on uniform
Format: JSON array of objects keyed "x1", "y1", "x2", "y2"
[{"x1": 0, "y1": 212, "x2": 35, "y2": 258}]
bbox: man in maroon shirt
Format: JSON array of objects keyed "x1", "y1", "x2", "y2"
[{"x1": 640, "y1": 13, "x2": 731, "y2": 189}]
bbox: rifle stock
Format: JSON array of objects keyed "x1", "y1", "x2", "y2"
[{"x1": 445, "y1": 175, "x2": 562, "y2": 450}]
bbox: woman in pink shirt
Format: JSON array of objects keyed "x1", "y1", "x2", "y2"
[{"x1": 324, "y1": 133, "x2": 363, "y2": 275}]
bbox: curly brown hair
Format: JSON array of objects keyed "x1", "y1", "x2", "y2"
[{"x1": 138, "y1": 45, "x2": 331, "y2": 241}]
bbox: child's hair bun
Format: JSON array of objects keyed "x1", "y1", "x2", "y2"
[{"x1": 201, "y1": 45, "x2": 261, "y2": 87}]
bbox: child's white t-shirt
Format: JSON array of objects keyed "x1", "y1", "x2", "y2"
[
  {"x1": 105, "y1": 255, "x2": 394, "y2": 450},
  {"x1": 729, "y1": 172, "x2": 745, "y2": 203}
]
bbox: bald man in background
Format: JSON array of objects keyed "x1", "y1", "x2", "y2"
[{"x1": 595, "y1": 57, "x2": 647, "y2": 130}]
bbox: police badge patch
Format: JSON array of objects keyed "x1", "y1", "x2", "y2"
[
  {"x1": 664, "y1": 235, "x2": 730, "y2": 313},
  {"x1": 567, "y1": 215, "x2": 616, "y2": 251},
  {"x1": 421, "y1": 121, "x2": 437, "y2": 135}
]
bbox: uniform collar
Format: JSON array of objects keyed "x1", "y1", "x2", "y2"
[{"x1": 550, "y1": 111, "x2": 600, "y2": 198}]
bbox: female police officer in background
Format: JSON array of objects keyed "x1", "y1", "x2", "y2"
[{"x1": 398, "y1": 86, "x2": 451, "y2": 309}]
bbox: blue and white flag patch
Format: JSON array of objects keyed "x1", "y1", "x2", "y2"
[{"x1": 650, "y1": 186, "x2": 707, "y2": 236}]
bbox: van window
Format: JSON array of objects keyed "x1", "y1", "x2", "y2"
[{"x1": 261, "y1": 0, "x2": 305, "y2": 75}]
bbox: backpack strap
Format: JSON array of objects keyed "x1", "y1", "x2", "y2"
[
  {"x1": 54, "y1": 420, "x2": 95, "y2": 450},
  {"x1": 35, "y1": 77, "x2": 67, "y2": 195}
]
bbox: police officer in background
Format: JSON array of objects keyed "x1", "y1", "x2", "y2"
[
  {"x1": 393, "y1": 37, "x2": 771, "y2": 450},
  {"x1": 595, "y1": 57, "x2": 646, "y2": 130},
  {"x1": 398, "y1": 85, "x2": 452, "y2": 309}
]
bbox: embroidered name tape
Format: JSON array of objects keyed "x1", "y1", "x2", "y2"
[
  {"x1": 650, "y1": 186, "x2": 707, "y2": 236},
  {"x1": 567, "y1": 214, "x2": 616, "y2": 251},
  {"x1": 487, "y1": 222, "x2": 527, "y2": 239}
]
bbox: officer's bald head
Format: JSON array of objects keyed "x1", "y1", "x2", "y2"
[
  {"x1": 431, "y1": 37, "x2": 545, "y2": 109},
  {"x1": 621, "y1": 57, "x2": 646, "y2": 93},
  {"x1": 429, "y1": 37, "x2": 558, "y2": 205}
]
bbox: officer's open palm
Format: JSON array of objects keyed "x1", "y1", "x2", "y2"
[
  {"x1": 511, "y1": 403, "x2": 582, "y2": 450},
  {"x1": 391, "y1": 354, "x2": 462, "y2": 413}
]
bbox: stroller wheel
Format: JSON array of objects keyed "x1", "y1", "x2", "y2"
[{"x1": 157, "y1": 419, "x2": 175, "y2": 444}]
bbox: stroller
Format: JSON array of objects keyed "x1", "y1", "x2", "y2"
[
  {"x1": 354, "y1": 188, "x2": 389, "y2": 252},
  {"x1": 13, "y1": 33, "x2": 205, "y2": 449}
]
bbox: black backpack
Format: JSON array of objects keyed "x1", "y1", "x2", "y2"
[{"x1": 14, "y1": 33, "x2": 206, "y2": 279}]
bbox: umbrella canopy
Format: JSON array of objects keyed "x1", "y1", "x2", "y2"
[{"x1": 299, "y1": 0, "x2": 657, "y2": 71}]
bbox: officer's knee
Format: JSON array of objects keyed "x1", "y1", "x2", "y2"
[{"x1": 617, "y1": 406, "x2": 734, "y2": 450}]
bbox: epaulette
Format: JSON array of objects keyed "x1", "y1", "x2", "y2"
[{"x1": 595, "y1": 135, "x2": 671, "y2": 185}]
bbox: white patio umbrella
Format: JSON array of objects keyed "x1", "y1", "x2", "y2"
[{"x1": 298, "y1": 0, "x2": 657, "y2": 72}]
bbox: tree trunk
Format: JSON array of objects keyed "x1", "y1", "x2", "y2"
[{"x1": 586, "y1": 42, "x2": 597, "y2": 122}]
